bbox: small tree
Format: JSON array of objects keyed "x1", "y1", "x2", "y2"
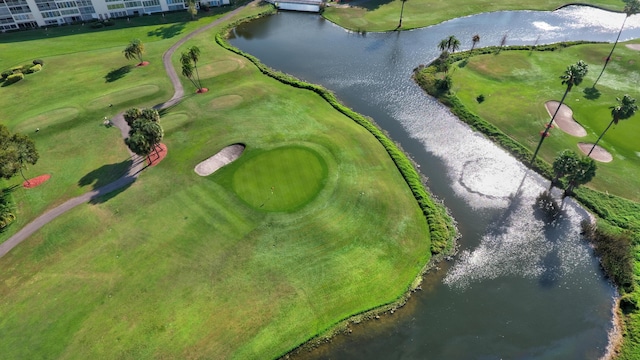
[
  {"x1": 186, "y1": 0, "x2": 198, "y2": 20},
  {"x1": 565, "y1": 155, "x2": 596, "y2": 195},
  {"x1": 470, "y1": 34, "x2": 480, "y2": 56},
  {"x1": 123, "y1": 39, "x2": 145, "y2": 65},
  {"x1": 396, "y1": 0, "x2": 408, "y2": 29},
  {"x1": 588, "y1": 95, "x2": 637, "y2": 156},
  {"x1": 123, "y1": 108, "x2": 163, "y2": 162},
  {"x1": 551, "y1": 150, "x2": 579, "y2": 190},
  {"x1": 0, "y1": 124, "x2": 39, "y2": 183}
]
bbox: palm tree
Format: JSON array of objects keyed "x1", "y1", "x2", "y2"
[
  {"x1": 593, "y1": 0, "x2": 640, "y2": 88},
  {"x1": 530, "y1": 60, "x2": 588, "y2": 164},
  {"x1": 587, "y1": 95, "x2": 638, "y2": 156},
  {"x1": 437, "y1": 38, "x2": 449, "y2": 53},
  {"x1": 180, "y1": 52, "x2": 201, "y2": 91},
  {"x1": 123, "y1": 39, "x2": 145, "y2": 65},
  {"x1": 551, "y1": 150, "x2": 579, "y2": 190},
  {"x1": 565, "y1": 156, "x2": 597, "y2": 195},
  {"x1": 397, "y1": 0, "x2": 408, "y2": 30},
  {"x1": 470, "y1": 34, "x2": 480, "y2": 55},
  {"x1": 187, "y1": 46, "x2": 202, "y2": 90},
  {"x1": 446, "y1": 35, "x2": 460, "y2": 53}
]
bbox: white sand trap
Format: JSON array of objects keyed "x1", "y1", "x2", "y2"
[
  {"x1": 544, "y1": 101, "x2": 587, "y2": 137},
  {"x1": 625, "y1": 44, "x2": 640, "y2": 51},
  {"x1": 195, "y1": 144, "x2": 245, "y2": 176},
  {"x1": 578, "y1": 143, "x2": 613, "y2": 163}
]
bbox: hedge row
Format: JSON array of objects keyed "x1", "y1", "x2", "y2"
[{"x1": 215, "y1": 13, "x2": 457, "y2": 255}]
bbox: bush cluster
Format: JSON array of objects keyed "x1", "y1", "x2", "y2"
[
  {"x1": 582, "y1": 220, "x2": 635, "y2": 293},
  {"x1": 216, "y1": 15, "x2": 457, "y2": 255},
  {"x1": 1, "y1": 59, "x2": 44, "y2": 85},
  {"x1": 0, "y1": 190, "x2": 15, "y2": 230}
]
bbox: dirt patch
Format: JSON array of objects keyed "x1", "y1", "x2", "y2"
[
  {"x1": 196, "y1": 88, "x2": 209, "y2": 94},
  {"x1": 137, "y1": 61, "x2": 150, "y2": 67},
  {"x1": 23, "y1": 174, "x2": 51, "y2": 189},
  {"x1": 195, "y1": 144, "x2": 245, "y2": 176},
  {"x1": 544, "y1": 101, "x2": 587, "y2": 137},
  {"x1": 625, "y1": 44, "x2": 640, "y2": 51},
  {"x1": 210, "y1": 95, "x2": 243, "y2": 110},
  {"x1": 147, "y1": 143, "x2": 167, "y2": 166},
  {"x1": 578, "y1": 142, "x2": 613, "y2": 163}
]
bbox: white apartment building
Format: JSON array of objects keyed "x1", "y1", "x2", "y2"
[{"x1": 0, "y1": 0, "x2": 228, "y2": 31}]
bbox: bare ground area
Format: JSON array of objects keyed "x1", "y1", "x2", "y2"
[{"x1": 625, "y1": 44, "x2": 640, "y2": 51}]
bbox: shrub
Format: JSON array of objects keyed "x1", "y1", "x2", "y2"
[
  {"x1": 3, "y1": 73, "x2": 24, "y2": 85},
  {"x1": 91, "y1": 22, "x2": 104, "y2": 29},
  {"x1": 33, "y1": 59, "x2": 44, "y2": 66},
  {"x1": 103, "y1": 19, "x2": 115, "y2": 26},
  {"x1": 26, "y1": 64, "x2": 42, "y2": 74},
  {"x1": 0, "y1": 190, "x2": 15, "y2": 230},
  {"x1": 1, "y1": 70, "x2": 12, "y2": 79},
  {"x1": 476, "y1": 94, "x2": 485, "y2": 103}
]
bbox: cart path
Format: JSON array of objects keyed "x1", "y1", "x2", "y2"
[{"x1": 0, "y1": 3, "x2": 254, "y2": 258}]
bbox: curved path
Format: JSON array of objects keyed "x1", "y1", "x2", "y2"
[{"x1": 0, "y1": 3, "x2": 254, "y2": 258}]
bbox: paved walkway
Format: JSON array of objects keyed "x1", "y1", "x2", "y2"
[{"x1": 0, "y1": 4, "x2": 253, "y2": 258}]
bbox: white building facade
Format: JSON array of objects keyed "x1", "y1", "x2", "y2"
[{"x1": 0, "y1": 0, "x2": 228, "y2": 31}]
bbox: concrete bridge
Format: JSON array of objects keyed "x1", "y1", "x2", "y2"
[{"x1": 266, "y1": 0, "x2": 323, "y2": 12}]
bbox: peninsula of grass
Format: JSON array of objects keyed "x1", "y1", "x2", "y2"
[
  {"x1": 0, "y1": 3, "x2": 454, "y2": 359},
  {"x1": 322, "y1": 0, "x2": 622, "y2": 32},
  {"x1": 415, "y1": 41, "x2": 640, "y2": 359}
]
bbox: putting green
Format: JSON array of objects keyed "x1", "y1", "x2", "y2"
[
  {"x1": 232, "y1": 146, "x2": 327, "y2": 212},
  {"x1": 86, "y1": 84, "x2": 160, "y2": 110},
  {"x1": 16, "y1": 107, "x2": 79, "y2": 132}
]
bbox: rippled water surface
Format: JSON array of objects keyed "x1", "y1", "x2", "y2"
[{"x1": 229, "y1": 7, "x2": 640, "y2": 359}]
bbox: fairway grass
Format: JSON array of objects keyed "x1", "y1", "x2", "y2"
[
  {"x1": 323, "y1": 0, "x2": 622, "y2": 32},
  {"x1": 0, "y1": 3, "x2": 452, "y2": 359}
]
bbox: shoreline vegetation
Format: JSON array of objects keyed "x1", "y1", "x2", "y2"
[
  {"x1": 414, "y1": 42, "x2": 640, "y2": 359},
  {"x1": 217, "y1": 11, "x2": 459, "y2": 358}
]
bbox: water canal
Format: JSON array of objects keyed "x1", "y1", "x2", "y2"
[{"x1": 229, "y1": 6, "x2": 640, "y2": 359}]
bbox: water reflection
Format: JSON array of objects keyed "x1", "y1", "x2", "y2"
[{"x1": 229, "y1": 6, "x2": 636, "y2": 359}]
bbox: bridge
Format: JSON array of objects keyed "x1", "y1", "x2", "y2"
[{"x1": 266, "y1": 0, "x2": 323, "y2": 12}]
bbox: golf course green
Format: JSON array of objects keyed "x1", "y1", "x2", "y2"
[{"x1": 0, "y1": 2, "x2": 454, "y2": 359}]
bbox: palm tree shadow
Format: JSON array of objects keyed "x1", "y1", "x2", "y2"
[
  {"x1": 583, "y1": 87, "x2": 601, "y2": 100},
  {"x1": 147, "y1": 22, "x2": 186, "y2": 39},
  {"x1": 105, "y1": 65, "x2": 133, "y2": 83}
]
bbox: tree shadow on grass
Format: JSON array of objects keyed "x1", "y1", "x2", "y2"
[
  {"x1": 78, "y1": 158, "x2": 135, "y2": 204},
  {"x1": 147, "y1": 22, "x2": 186, "y2": 39},
  {"x1": 583, "y1": 87, "x2": 601, "y2": 100},
  {"x1": 105, "y1": 65, "x2": 132, "y2": 83}
]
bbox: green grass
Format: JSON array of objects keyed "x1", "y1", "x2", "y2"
[
  {"x1": 231, "y1": 146, "x2": 328, "y2": 212},
  {"x1": 0, "y1": 3, "x2": 453, "y2": 359},
  {"x1": 447, "y1": 43, "x2": 640, "y2": 202},
  {"x1": 322, "y1": 0, "x2": 623, "y2": 32}
]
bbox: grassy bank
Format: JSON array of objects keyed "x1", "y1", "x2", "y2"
[
  {"x1": 323, "y1": 0, "x2": 622, "y2": 32},
  {"x1": 414, "y1": 41, "x2": 640, "y2": 358},
  {"x1": 0, "y1": 2, "x2": 455, "y2": 359}
]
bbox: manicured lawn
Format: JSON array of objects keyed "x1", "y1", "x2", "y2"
[
  {"x1": 449, "y1": 43, "x2": 640, "y2": 201},
  {"x1": 323, "y1": 0, "x2": 622, "y2": 31},
  {"x1": 0, "y1": 3, "x2": 443, "y2": 359}
]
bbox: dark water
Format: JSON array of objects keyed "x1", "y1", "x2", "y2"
[{"x1": 229, "y1": 7, "x2": 640, "y2": 359}]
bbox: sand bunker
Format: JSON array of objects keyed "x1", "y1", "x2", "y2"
[
  {"x1": 578, "y1": 143, "x2": 613, "y2": 163},
  {"x1": 625, "y1": 44, "x2": 640, "y2": 51},
  {"x1": 195, "y1": 144, "x2": 245, "y2": 176},
  {"x1": 544, "y1": 101, "x2": 587, "y2": 137}
]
